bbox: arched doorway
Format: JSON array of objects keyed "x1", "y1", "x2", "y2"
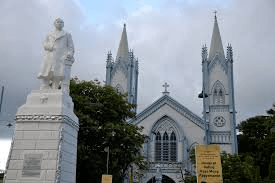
[{"x1": 147, "y1": 175, "x2": 175, "y2": 183}]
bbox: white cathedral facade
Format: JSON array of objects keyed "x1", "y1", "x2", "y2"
[{"x1": 105, "y1": 16, "x2": 238, "y2": 183}]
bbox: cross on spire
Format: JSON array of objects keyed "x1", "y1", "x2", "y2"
[
  {"x1": 162, "y1": 82, "x2": 170, "y2": 95},
  {"x1": 213, "y1": 10, "x2": 217, "y2": 19}
]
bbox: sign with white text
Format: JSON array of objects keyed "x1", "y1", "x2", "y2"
[{"x1": 195, "y1": 144, "x2": 223, "y2": 183}]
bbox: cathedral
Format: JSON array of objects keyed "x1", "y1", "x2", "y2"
[{"x1": 105, "y1": 15, "x2": 238, "y2": 183}]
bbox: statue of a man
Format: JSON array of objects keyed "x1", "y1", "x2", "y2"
[
  {"x1": 37, "y1": 18, "x2": 74, "y2": 91},
  {"x1": 155, "y1": 164, "x2": 162, "y2": 183}
]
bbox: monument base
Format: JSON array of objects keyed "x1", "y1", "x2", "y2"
[{"x1": 4, "y1": 89, "x2": 79, "y2": 183}]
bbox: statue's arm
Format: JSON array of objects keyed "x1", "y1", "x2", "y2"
[
  {"x1": 43, "y1": 34, "x2": 53, "y2": 51},
  {"x1": 67, "y1": 33, "x2": 74, "y2": 58}
]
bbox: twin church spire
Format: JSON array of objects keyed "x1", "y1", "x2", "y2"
[
  {"x1": 201, "y1": 14, "x2": 238, "y2": 154},
  {"x1": 105, "y1": 24, "x2": 139, "y2": 112},
  {"x1": 116, "y1": 24, "x2": 129, "y2": 65},
  {"x1": 208, "y1": 14, "x2": 225, "y2": 61}
]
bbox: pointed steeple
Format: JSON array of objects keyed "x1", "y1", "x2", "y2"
[
  {"x1": 208, "y1": 14, "x2": 225, "y2": 61},
  {"x1": 116, "y1": 24, "x2": 129, "y2": 64}
]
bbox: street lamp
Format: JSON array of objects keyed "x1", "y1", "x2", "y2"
[
  {"x1": 104, "y1": 146, "x2": 110, "y2": 174},
  {"x1": 198, "y1": 90, "x2": 209, "y2": 144},
  {"x1": 104, "y1": 131, "x2": 115, "y2": 175},
  {"x1": 80, "y1": 126, "x2": 115, "y2": 175}
]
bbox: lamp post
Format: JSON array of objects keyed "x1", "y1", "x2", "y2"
[
  {"x1": 198, "y1": 90, "x2": 209, "y2": 144},
  {"x1": 104, "y1": 146, "x2": 110, "y2": 174},
  {"x1": 80, "y1": 126, "x2": 114, "y2": 175}
]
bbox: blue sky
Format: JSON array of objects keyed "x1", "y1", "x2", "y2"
[
  {"x1": 78, "y1": 0, "x2": 160, "y2": 22},
  {"x1": 0, "y1": 0, "x2": 274, "y2": 170}
]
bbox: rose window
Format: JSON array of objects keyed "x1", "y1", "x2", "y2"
[{"x1": 214, "y1": 116, "x2": 226, "y2": 127}]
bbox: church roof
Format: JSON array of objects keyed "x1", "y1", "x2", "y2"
[
  {"x1": 115, "y1": 24, "x2": 129, "y2": 64},
  {"x1": 208, "y1": 15, "x2": 225, "y2": 62},
  {"x1": 130, "y1": 94, "x2": 205, "y2": 129}
]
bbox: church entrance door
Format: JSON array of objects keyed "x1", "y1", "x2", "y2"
[{"x1": 147, "y1": 175, "x2": 175, "y2": 183}]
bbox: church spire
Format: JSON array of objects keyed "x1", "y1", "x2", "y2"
[
  {"x1": 116, "y1": 24, "x2": 129, "y2": 64},
  {"x1": 208, "y1": 13, "x2": 225, "y2": 61}
]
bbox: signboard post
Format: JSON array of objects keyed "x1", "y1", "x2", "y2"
[
  {"x1": 195, "y1": 144, "x2": 223, "y2": 183},
  {"x1": 102, "y1": 174, "x2": 112, "y2": 183}
]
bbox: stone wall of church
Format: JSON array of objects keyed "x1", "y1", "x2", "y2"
[
  {"x1": 111, "y1": 70, "x2": 128, "y2": 93},
  {"x1": 137, "y1": 104, "x2": 204, "y2": 162},
  {"x1": 206, "y1": 55, "x2": 236, "y2": 153},
  {"x1": 133, "y1": 98, "x2": 205, "y2": 183}
]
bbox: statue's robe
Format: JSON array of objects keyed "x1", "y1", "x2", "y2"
[{"x1": 38, "y1": 30, "x2": 74, "y2": 80}]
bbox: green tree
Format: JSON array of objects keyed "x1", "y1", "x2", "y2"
[
  {"x1": 70, "y1": 78, "x2": 147, "y2": 183},
  {"x1": 221, "y1": 153, "x2": 261, "y2": 183},
  {"x1": 238, "y1": 114, "x2": 275, "y2": 179},
  {"x1": 0, "y1": 173, "x2": 3, "y2": 182},
  {"x1": 269, "y1": 152, "x2": 275, "y2": 182}
]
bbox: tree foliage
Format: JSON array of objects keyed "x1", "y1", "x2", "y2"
[
  {"x1": 221, "y1": 153, "x2": 262, "y2": 183},
  {"x1": 238, "y1": 113, "x2": 275, "y2": 179},
  {"x1": 221, "y1": 104, "x2": 275, "y2": 182},
  {"x1": 70, "y1": 78, "x2": 147, "y2": 183},
  {"x1": 269, "y1": 152, "x2": 275, "y2": 182},
  {"x1": 0, "y1": 173, "x2": 3, "y2": 181}
]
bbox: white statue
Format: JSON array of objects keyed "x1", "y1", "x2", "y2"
[
  {"x1": 37, "y1": 18, "x2": 74, "y2": 93},
  {"x1": 155, "y1": 164, "x2": 162, "y2": 183}
]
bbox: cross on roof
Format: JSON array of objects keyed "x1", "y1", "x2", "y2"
[{"x1": 162, "y1": 82, "x2": 170, "y2": 95}]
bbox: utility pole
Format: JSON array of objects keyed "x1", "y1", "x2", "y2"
[
  {"x1": 0, "y1": 86, "x2": 4, "y2": 113},
  {"x1": 104, "y1": 146, "x2": 110, "y2": 174}
]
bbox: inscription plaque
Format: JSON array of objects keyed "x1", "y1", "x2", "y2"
[{"x1": 22, "y1": 154, "x2": 43, "y2": 178}]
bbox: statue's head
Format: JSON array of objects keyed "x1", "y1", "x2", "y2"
[
  {"x1": 156, "y1": 164, "x2": 161, "y2": 172},
  {"x1": 54, "y1": 18, "x2": 64, "y2": 30}
]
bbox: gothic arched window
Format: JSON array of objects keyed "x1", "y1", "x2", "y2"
[
  {"x1": 218, "y1": 90, "x2": 224, "y2": 104},
  {"x1": 155, "y1": 132, "x2": 161, "y2": 161},
  {"x1": 212, "y1": 81, "x2": 225, "y2": 105},
  {"x1": 155, "y1": 130, "x2": 177, "y2": 162},
  {"x1": 170, "y1": 132, "x2": 177, "y2": 161},
  {"x1": 163, "y1": 132, "x2": 169, "y2": 161}
]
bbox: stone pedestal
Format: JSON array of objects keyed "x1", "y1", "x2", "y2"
[{"x1": 4, "y1": 89, "x2": 79, "y2": 183}]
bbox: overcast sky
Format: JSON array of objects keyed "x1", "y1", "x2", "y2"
[{"x1": 0, "y1": 0, "x2": 274, "y2": 169}]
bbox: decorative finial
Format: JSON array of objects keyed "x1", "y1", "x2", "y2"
[
  {"x1": 124, "y1": 23, "x2": 126, "y2": 28},
  {"x1": 162, "y1": 82, "x2": 170, "y2": 95}
]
